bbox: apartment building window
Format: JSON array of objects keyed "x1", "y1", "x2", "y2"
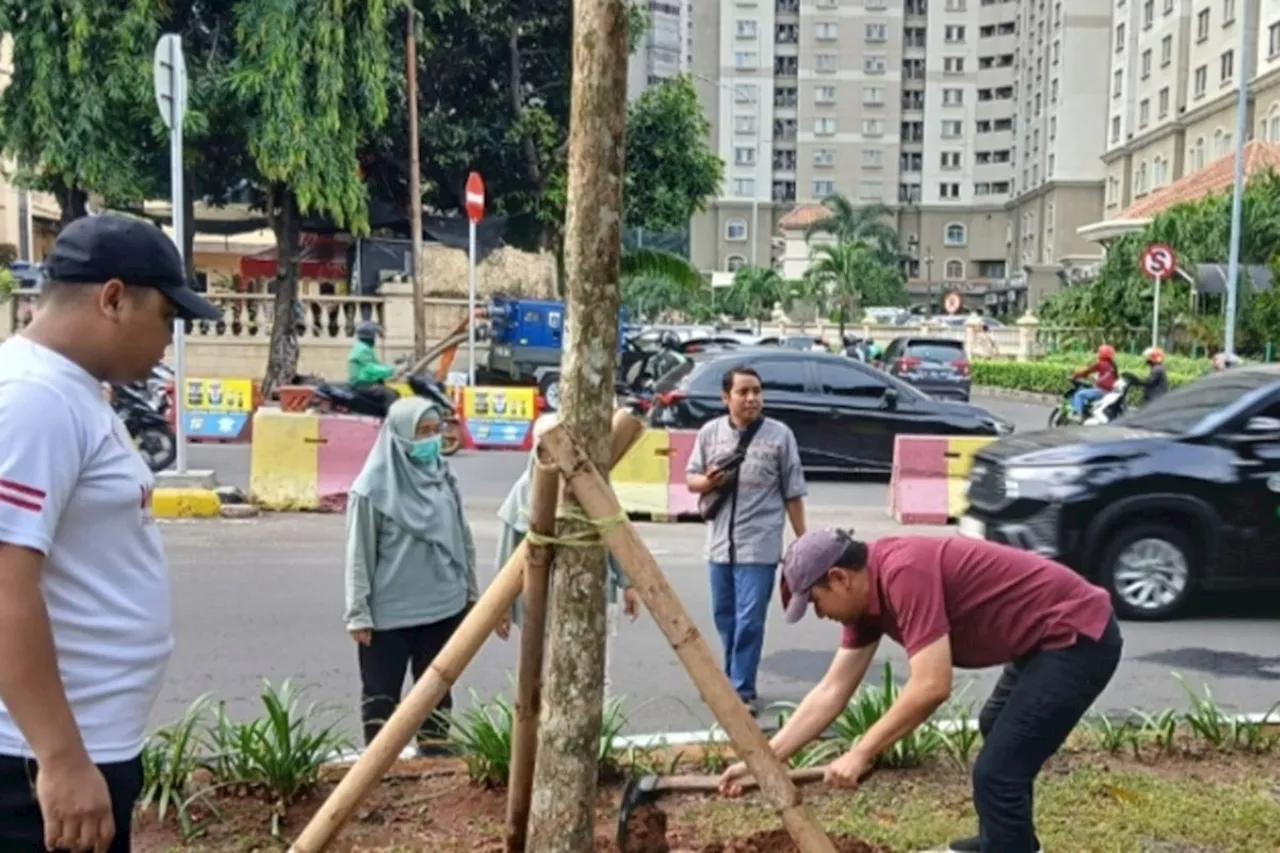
[
  {"x1": 774, "y1": 86, "x2": 796, "y2": 107},
  {"x1": 945, "y1": 25, "x2": 966, "y2": 43},
  {"x1": 1164, "y1": 0, "x2": 1174, "y2": 13},
  {"x1": 1190, "y1": 137, "x2": 1206, "y2": 170},
  {"x1": 942, "y1": 120, "x2": 964, "y2": 138},
  {"x1": 1141, "y1": 49, "x2": 1152, "y2": 79},
  {"x1": 734, "y1": 51, "x2": 759, "y2": 69},
  {"x1": 945, "y1": 0, "x2": 966, "y2": 10},
  {"x1": 864, "y1": 55, "x2": 887, "y2": 74},
  {"x1": 945, "y1": 259, "x2": 965, "y2": 278},
  {"x1": 1153, "y1": 157, "x2": 1168, "y2": 186},
  {"x1": 943, "y1": 88, "x2": 964, "y2": 106},
  {"x1": 1223, "y1": 0, "x2": 1234, "y2": 24},
  {"x1": 1111, "y1": 115, "x2": 1121, "y2": 142},
  {"x1": 736, "y1": 20, "x2": 758, "y2": 38},
  {"x1": 865, "y1": 23, "x2": 887, "y2": 41},
  {"x1": 1048, "y1": 154, "x2": 1056, "y2": 176},
  {"x1": 866, "y1": 0, "x2": 886, "y2": 8},
  {"x1": 815, "y1": 117, "x2": 837, "y2": 135},
  {"x1": 1143, "y1": 0, "x2": 1154, "y2": 27},
  {"x1": 816, "y1": 22, "x2": 838, "y2": 40},
  {"x1": 725, "y1": 220, "x2": 748, "y2": 241},
  {"x1": 815, "y1": 54, "x2": 838, "y2": 72},
  {"x1": 1114, "y1": 23, "x2": 1125, "y2": 52},
  {"x1": 735, "y1": 116, "x2": 758, "y2": 134},
  {"x1": 940, "y1": 183, "x2": 961, "y2": 199},
  {"x1": 813, "y1": 180, "x2": 836, "y2": 198},
  {"x1": 974, "y1": 183, "x2": 991, "y2": 196},
  {"x1": 944, "y1": 57, "x2": 965, "y2": 73},
  {"x1": 736, "y1": 84, "x2": 759, "y2": 104},
  {"x1": 859, "y1": 181, "x2": 884, "y2": 200},
  {"x1": 1161, "y1": 34, "x2": 1172, "y2": 65},
  {"x1": 813, "y1": 149, "x2": 836, "y2": 167},
  {"x1": 905, "y1": 0, "x2": 926, "y2": 11},
  {"x1": 1196, "y1": 9, "x2": 1210, "y2": 41},
  {"x1": 1138, "y1": 99, "x2": 1150, "y2": 128},
  {"x1": 862, "y1": 85, "x2": 884, "y2": 105},
  {"x1": 863, "y1": 118, "x2": 885, "y2": 136},
  {"x1": 1134, "y1": 163, "x2": 1148, "y2": 195},
  {"x1": 1113, "y1": 69, "x2": 1123, "y2": 97},
  {"x1": 862, "y1": 149, "x2": 884, "y2": 168},
  {"x1": 944, "y1": 222, "x2": 966, "y2": 247},
  {"x1": 1049, "y1": 116, "x2": 1057, "y2": 139},
  {"x1": 1050, "y1": 79, "x2": 1059, "y2": 102},
  {"x1": 901, "y1": 151, "x2": 922, "y2": 171},
  {"x1": 900, "y1": 183, "x2": 921, "y2": 204},
  {"x1": 1106, "y1": 176, "x2": 1120, "y2": 205},
  {"x1": 732, "y1": 178, "x2": 755, "y2": 197},
  {"x1": 902, "y1": 120, "x2": 924, "y2": 141},
  {"x1": 726, "y1": 255, "x2": 746, "y2": 272},
  {"x1": 1052, "y1": 41, "x2": 1060, "y2": 64},
  {"x1": 773, "y1": 181, "x2": 796, "y2": 202},
  {"x1": 816, "y1": 85, "x2": 838, "y2": 104},
  {"x1": 775, "y1": 56, "x2": 798, "y2": 75},
  {"x1": 1271, "y1": 22, "x2": 1280, "y2": 58},
  {"x1": 734, "y1": 147, "x2": 756, "y2": 166},
  {"x1": 1215, "y1": 128, "x2": 1232, "y2": 155},
  {"x1": 1221, "y1": 50, "x2": 1234, "y2": 84},
  {"x1": 941, "y1": 151, "x2": 962, "y2": 168},
  {"x1": 1158, "y1": 86, "x2": 1170, "y2": 116},
  {"x1": 776, "y1": 23, "x2": 799, "y2": 43},
  {"x1": 773, "y1": 149, "x2": 797, "y2": 170},
  {"x1": 1194, "y1": 65, "x2": 1207, "y2": 97}
]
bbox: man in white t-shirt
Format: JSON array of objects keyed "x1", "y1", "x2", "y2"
[{"x1": 0, "y1": 214, "x2": 221, "y2": 853}]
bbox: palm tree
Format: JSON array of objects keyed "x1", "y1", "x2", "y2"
[
  {"x1": 805, "y1": 242, "x2": 902, "y2": 336},
  {"x1": 620, "y1": 248, "x2": 708, "y2": 322},
  {"x1": 729, "y1": 264, "x2": 785, "y2": 331},
  {"x1": 803, "y1": 194, "x2": 901, "y2": 262}
]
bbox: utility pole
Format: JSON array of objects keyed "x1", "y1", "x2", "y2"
[
  {"x1": 1223, "y1": 0, "x2": 1253, "y2": 356},
  {"x1": 407, "y1": 6, "x2": 427, "y2": 360}
]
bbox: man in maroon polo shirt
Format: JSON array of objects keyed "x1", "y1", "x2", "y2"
[{"x1": 717, "y1": 529, "x2": 1122, "y2": 853}]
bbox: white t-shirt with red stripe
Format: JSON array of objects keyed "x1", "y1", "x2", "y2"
[{"x1": 0, "y1": 335, "x2": 173, "y2": 764}]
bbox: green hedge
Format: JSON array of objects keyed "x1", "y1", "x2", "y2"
[{"x1": 972, "y1": 359, "x2": 1202, "y2": 395}]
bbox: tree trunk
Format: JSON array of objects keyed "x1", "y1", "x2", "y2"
[
  {"x1": 524, "y1": 0, "x2": 628, "y2": 850},
  {"x1": 262, "y1": 185, "x2": 302, "y2": 397},
  {"x1": 55, "y1": 183, "x2": 88, "y2": 228}
]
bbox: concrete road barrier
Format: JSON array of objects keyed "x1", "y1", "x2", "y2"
[
  {"x1": 612, "y1": 428, "x2": 701, "y2": 522},
  {"x1": 249, "y1": 408, "x2": 380, "y2": 511},
  {"x1": 888, "y1": 434, "x2": 996, "y2": 524}
]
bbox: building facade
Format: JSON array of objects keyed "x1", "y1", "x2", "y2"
[{"x1": 628, "y1": 0, "x2": 693, "y2": 100}]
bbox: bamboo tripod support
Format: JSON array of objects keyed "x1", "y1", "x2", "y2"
[
  {"x1": 538, "y1": 425, "x2": 838, "y2": 853},
  {"x1": 289, "y1": 412, "x2": 646, "y2": 853},
  {"x1": 506, "y1": 408, "x2": 645, "y2": 851}
]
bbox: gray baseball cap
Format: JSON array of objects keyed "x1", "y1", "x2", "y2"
[{"x1": 779, "y1": 528, "x2": 855, "y2": 623}]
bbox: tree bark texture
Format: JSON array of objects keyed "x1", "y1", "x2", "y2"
[
  {"x1": 263, "y1": 185, "x2": 302, "y2": 398},
  {"x1": 525, "y1": 0, "x2": 629, "y2": 850}
]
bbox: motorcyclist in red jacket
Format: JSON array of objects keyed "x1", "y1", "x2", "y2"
[{"x1": 1070, "y1": 344, "x2": 1118, "y2": 419}]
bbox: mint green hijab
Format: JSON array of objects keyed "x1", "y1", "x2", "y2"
[{"x1": 351, "y1": 397, "x2": 457, "y2": 535}]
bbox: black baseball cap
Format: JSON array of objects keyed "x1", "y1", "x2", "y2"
[{"x1": 44, "y1": 213, "x2": 223, "y2": 321}]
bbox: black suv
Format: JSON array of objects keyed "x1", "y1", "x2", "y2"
[{"x1": 959, "y1": 364, "x2": 1280, "y2": 620}]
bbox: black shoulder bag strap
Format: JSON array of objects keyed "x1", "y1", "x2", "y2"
[{"x1": 700, "y1": 417, "x2": 765, "y2": 564}]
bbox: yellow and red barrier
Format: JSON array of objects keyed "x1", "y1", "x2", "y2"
[
  {"x1": 249, "y1": 409, "x2": 381, "y2": 511},
  {"x1": 888, "y1": 435, "x2": 996, "y2": 525},
  {"x1": 610, "y1": 428, "x2": 701, "y2": 522}
]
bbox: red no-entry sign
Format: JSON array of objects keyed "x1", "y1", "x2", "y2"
[{"x1": 465, "y1": 172, "x2": 485, "y2": 223}]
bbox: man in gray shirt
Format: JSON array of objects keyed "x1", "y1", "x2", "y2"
[{"x1": 687, "y1": 366, "x2": 807, "y2": 713}]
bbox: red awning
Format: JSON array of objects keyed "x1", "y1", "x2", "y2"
[{"x1": 239, "y1": 233, "x2": 349, "y2": 281}]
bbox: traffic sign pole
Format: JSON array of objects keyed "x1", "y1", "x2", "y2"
[
  {"x1": 1152, "y1": 273, "x2": 1162, "y2": 348},
  {"x1": 464, "y1": 172, "x2": 485, "y2": 387},
  {"x1": 155, "y1": 34, "x2": 189, "y2": 473},
  {"x1": 1141, "y1": 243, "x2": 1176, "y2": 351}
]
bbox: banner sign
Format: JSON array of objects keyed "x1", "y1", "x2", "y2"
[
  {"x1": 463, "y1": 386, "x2": 537, "y2": 448},
  {"x1": 182, "y1": 378, "x2": 253, "y2": 439}
]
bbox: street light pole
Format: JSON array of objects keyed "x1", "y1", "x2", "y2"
[
  {"x1": 407, "y1": 6, "x2": 426, "y2": 361},
  {"x1": 1223, "y1": 0, "x2": 1252, "y2": 356},
  {"x1": 693, "y1": 72, "x2": 766, "y2": 267}
]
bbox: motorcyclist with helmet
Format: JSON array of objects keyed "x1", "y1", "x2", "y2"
[
  {"x1": 348, "y1": 322, "x2": 401, "y2": 413},
  {"x1": 1124, "y1": 346, "x2": 1169, "y2": 405},
  {"x1": 1070, "y1": 344, "x2": 1119, "y2": 419}
]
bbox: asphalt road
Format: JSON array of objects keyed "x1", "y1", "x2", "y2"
[{"x1": 153, "y1": 395, "x2": 1280, "y2": 737}]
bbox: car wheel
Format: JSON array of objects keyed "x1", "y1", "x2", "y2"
[
  {"x1": 1097, "y1": 523, "x2": 1196, "y2": 621},
  {"x1": 538, "y1": 373, "x2": 560, "y2": 411}
]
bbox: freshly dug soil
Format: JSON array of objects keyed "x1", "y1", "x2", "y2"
[
  {"x1": 620, "y1": 803, "x2": 671, "y2": 853},
  {"x1": 697, "y1": 830, "x2": 890, "y2": 853}
]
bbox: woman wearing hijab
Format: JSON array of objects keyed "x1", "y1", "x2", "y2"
[
  {"x1": 495, "y1": 413, "x2": 641, "y2": 696},
  {"x1": 344, "y1": 397, "x2": 477, "y2": 753}
]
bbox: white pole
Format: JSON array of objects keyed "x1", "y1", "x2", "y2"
[
  {"x1": 752, "y1": 90, "x2": 761, "y2": 267},
  {"x1": 1151, "y1": 273, "x2": 1161, "y2": 348},
  {"x1": 169, "y1": 39, "x2": 188, "y2": 475},
  {"x1": 467, "y1": 219, "x2": 477, "y2": 386},
  {"x1": 1223, "y1": 0, "x2": 1252, "y2": 356}
]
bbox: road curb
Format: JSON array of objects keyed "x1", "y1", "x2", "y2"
[
  {"x1": 973, "y1": 386, "x2": 1057, "y2": 405},
  {"x1": 152, "y1": 488, "x2": 222, "y2": 519}
]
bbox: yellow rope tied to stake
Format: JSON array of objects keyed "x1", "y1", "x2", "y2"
[{"x1": 522, "y1": 509, "x2": 629, "y2": 549}]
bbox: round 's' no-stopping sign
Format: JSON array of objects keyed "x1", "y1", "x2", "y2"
[{"x1": 1141, "y1": 243, "x2": 1176, "y2": 279}]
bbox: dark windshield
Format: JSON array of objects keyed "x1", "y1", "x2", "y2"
[
  {"x1": 653, "y1": 355, "x2": 695, "y2": 392},
  {"x1": 1117, "y1": 369, "x2": 1280, "y2": 433},
  {"x1": 906, "y1": 341, "x2": 965, "y2": 362}
]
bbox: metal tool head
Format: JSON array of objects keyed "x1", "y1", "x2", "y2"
[{"x1": 616, "y1": 774, "x2": 662, "y2": 850}]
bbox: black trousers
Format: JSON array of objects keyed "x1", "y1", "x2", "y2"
[
  {"x1": 972, "y1": 617, "x2": 1123, "y2": 853},
  {"x1": 0, "y1": 754, "x2": 143, "y2": 852},
  {"x1": 358, "y1": 610, "x2": 466, "y2": 747}
]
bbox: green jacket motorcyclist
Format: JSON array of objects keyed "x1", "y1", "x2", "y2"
[{"x1": 349, "y1": 322, "x2": 397, "y2": 386}]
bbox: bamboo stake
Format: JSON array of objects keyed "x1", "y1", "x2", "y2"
[
  {"x1": 290, "y1": 412, "x2": 646, "y2": 853},
  {"x1": 538, "y1": 425, "x2": 838, "y2": 853},
  {"x1": 504, "y1": 457, "x2": 560, "y2": 852}
]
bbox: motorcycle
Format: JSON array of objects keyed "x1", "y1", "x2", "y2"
[
  {"x1": 113, "y1": 382, "x2": 178, "y2": 471},
  {"x1": 309, "y1": 368, "x2": 462, "y2": 456},
  {"x1": 1048, "y1": 376, "x2": 1131, "y2": 427}
]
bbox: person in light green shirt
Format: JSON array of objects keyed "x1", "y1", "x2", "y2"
[
  {"x1": 348, "y1": 322, "x2": 400, "y2": 413},
  {"x1": 495, "y1": 413, "x2": 640, "y2": 698},
  {"x1": 344, "y1": 397, "x2": 476, "y2": 753}
]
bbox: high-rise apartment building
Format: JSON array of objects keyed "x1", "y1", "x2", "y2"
[{"x1": 628, "y1": 0, "x2": 693, "y2": 100}]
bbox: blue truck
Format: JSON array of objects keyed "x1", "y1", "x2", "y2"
[{"x1": 485, "y1": 296, "x2": 628, "y2": 410}]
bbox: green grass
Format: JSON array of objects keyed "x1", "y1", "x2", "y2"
[{"x1": 680, "y1": 756, "x2": 1280, "y2": 852}]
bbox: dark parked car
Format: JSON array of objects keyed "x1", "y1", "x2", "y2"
[
  {"x1": 882, "y1": 336, "x2": 972, "y2": 402},
  {"x1": 648, "y1": 348, "x2": 1013, "y2": 472},
  {"x1": 959, "y1": 364, "x2": 1280, "y2": 621}
]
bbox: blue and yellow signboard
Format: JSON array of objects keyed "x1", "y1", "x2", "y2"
[
  {"x1": 182, "y1": 378, "x2": 254, "y2": 439},
  {"x1": 463, "y1": 386, "x2": 537, "y2": 447}
]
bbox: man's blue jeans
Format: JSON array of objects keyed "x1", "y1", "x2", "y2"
[
  {"x1": 709, "y1": 562, "x2": 776, "y2": 701},
  {"x1": 1071, "y1": 386, "x2": 1103, "y2": 415}
]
